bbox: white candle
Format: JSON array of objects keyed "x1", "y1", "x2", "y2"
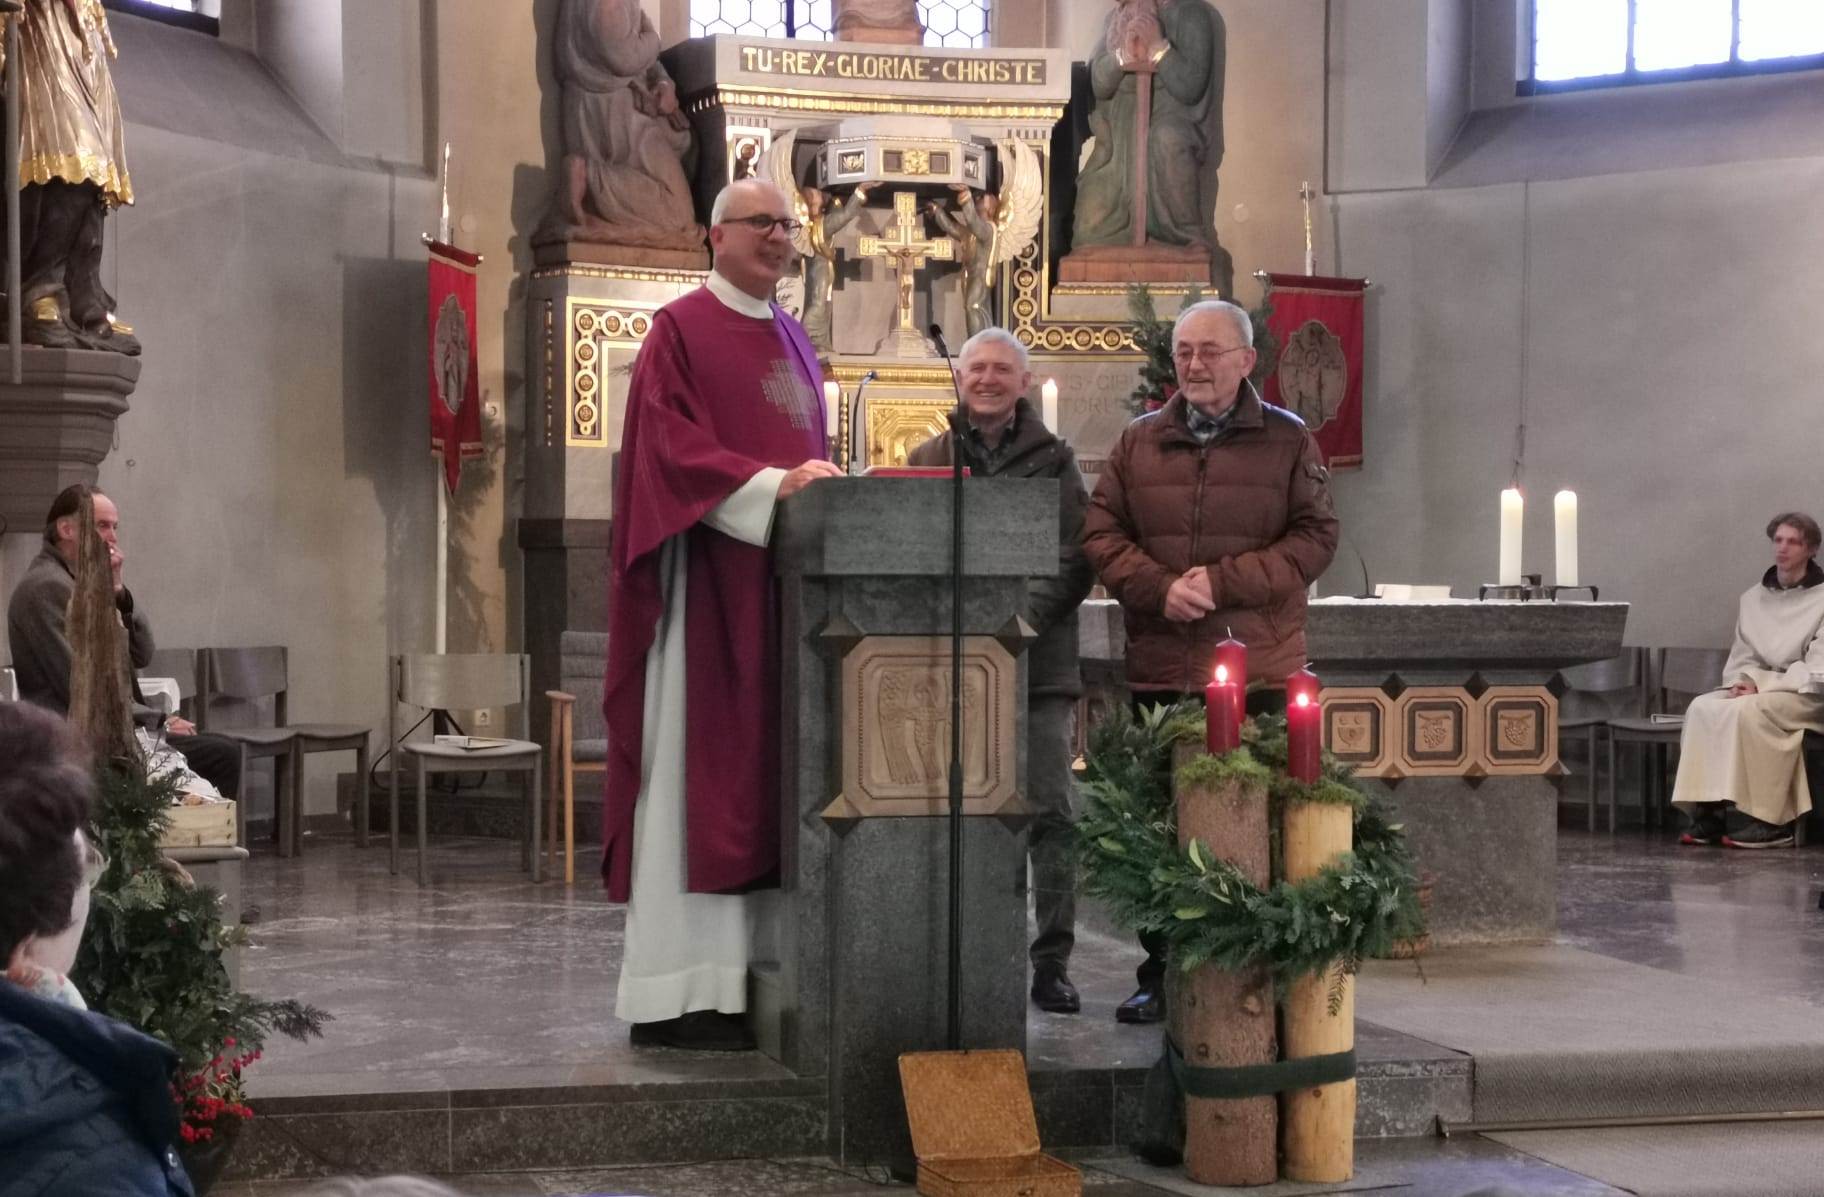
[
  {"x1": 1554, "y1": 490, "x2": 1579, "y2": 589},
  {"x1": 1041, "y1": 378, "x2": 1059, "y2": 434},
  {"x1": 823, "y1": 380, "x2": 841, "y2": 441},
  {"x1": 1499, "y1": 488, "x2": 1524, "y2": 587}
]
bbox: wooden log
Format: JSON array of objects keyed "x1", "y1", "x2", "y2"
[
  {"x1": 1171, "y1": 742, "x2": 1276, "y2": 1187},
  {"x1": 1280, "y1": 798, "x2": 1356, "y2": 1183}
]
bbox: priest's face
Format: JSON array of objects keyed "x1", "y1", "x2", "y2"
[
  {"x1": 957, "y1": 338, "x2": 1031, "y2": 430},
  {"x1": 1772, "y1": 523, "x2": 1813, "y2": 575},
  {"x1": 711, "y1": 180, "x2": 798, "y2": 300},
  {"x1": 1172, "y1": 308, "x2": 1257, "y2": 416}
]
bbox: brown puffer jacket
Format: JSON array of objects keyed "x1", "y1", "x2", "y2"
[
  {"x1": 1082, "y1": 385, "x2": 1339, "y2": 692},
  {"x1": 908, "y1": 397, "x2": 1093, "y2": 698}
]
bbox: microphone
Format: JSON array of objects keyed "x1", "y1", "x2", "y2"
[
  {"x1": 929, "y1": 324, "x2": 968, "y2": 434},
  {"x1": 848, "y1": 368, "x2": 878, "y2": 476}
]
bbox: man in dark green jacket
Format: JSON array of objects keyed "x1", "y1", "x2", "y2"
[{"x1": 909, "y1": 327, "x2": 1094, "y2": 1014}]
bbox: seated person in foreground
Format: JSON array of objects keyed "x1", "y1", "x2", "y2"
[
  {"x1": 0, "y1": 701, "x2": 195, "y2": 1196},
  {"x1": 1671, "y1": 512, "x2": 1824, "y2": 849},
  {"x1": 6, "y1": 484, "x2": 239, "y2": 798}
]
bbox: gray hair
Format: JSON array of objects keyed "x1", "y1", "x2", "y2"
[
  {"x1": 1172, "y1": 299, "x2": 1252, "y2": 349},
  {"x1": 709, "y1": 178, "x2": 785, "y2": 227},
  {"x1": 957, "y1": 326, "x2": 1030, "y2": 371}
]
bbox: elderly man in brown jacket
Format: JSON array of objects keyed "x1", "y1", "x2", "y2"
[
  {"x1": 909, "y1": 327, "x2": 1094, "y2": 1016},
  {"x1": 1082, "y1": 298, "x2": 1338, "y2": 1023}
]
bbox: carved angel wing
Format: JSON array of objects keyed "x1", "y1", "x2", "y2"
[
  {"x1": 989, "y1": 137, "x2": 1044, "y2": 270},
  {"x1": 757, "y1": 129, "x2": 815, "y2": 258}
]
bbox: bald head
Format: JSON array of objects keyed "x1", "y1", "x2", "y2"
[{"x1": 708, "y1": 179, "x2": 797, "y2": 301}]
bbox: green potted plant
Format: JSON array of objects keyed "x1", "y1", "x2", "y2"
[{"x1": 72, "y1": 762, "x2": 328, "y2": 1192}]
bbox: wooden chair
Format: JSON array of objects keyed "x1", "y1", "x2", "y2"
[
  {"x1": 545, "y1": 631, "x2": 608, "y2": 886},
  {"x1": 1604, "y1": 648, "x2": 1731, "y2": 833},
  {"x1": 199, "y1": 647, "x2": 301, "y2": 853},
  {"x1": 138, "y1": 646, "x2": 201, "y2": 722},
  {"x1": 1558, "y1": 649, "x2": 1646, "y2": 832},
  {"x1": 203, "y1": 647, "x2": 371, "y2": 855},
  {"x1": 389, "y1": 653, "x2": 542, "y2": 886}
]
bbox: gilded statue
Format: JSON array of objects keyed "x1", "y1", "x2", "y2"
[
  {"x1": 1071, "y1": 0, "x2": 1231, "y2": 293},
  {"x1": 540, "y1": 0, "x2": 703, "y2": 252},
  {"x1": 762, "y1": 130, "x2": 875, "y2": 350},
  {"x1": 924, "y1": 138, "x2": 1044, "y2": 338},
  {"x1": 1, "y1": 0, "x2": 138, "y2": 354}
]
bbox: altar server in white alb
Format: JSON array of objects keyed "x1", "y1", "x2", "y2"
[{"x1": 1672, "y1": 512, "x2": 1824, "y2": 849}]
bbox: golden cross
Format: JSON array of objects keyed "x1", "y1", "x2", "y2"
[{"x1": 858, "y1": 191, "x2": 955, "y2": 334}]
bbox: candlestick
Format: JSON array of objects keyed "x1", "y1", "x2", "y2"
[
  {"x1": 1286, "y1": 666, "x2": 1322, "y2": 782},
  {"x1": 1554, "y1": 490, "x2": 1579, "y2": 589},
  {"x1": 1040, "y1": 378, "x2": 1059, "y2": 434},
  {"x1": 1499, "y1": 488, "x2": 1524, "y2": 588},
  {"x1": 1204, "y1": 663, "x2": 1241, "y2": 754}
]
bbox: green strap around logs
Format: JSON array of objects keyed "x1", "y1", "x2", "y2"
[{"x1": 1166, "y1": 1034, "x2": 1356, "y2": 1100}]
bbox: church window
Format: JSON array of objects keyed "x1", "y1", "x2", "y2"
[
  {"x1": 1525, "y1": 0, "x2": 1824, "y2": 93},
  {"x1": 688, "y1": 0, "x2": 990, "y2": 47}
]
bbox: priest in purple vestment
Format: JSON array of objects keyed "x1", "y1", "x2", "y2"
[{"x1": 602, "y1": 178, "x2": 845, "y2": 1050}]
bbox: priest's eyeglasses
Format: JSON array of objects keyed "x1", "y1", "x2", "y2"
[
  {"x1": 721, "y1": 214, "x2": 804, "y2": 238},
  {"x1": 1173, "y1": 344, "x2": 1252, "y2": 365}
]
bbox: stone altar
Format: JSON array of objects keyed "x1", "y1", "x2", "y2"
[
  {"x1": 771, "y1": 476, "x2": 1056, "y2": 1173},
  {"x1": 1080, "y1": 596, "x2": 1630, "y2": 944}
]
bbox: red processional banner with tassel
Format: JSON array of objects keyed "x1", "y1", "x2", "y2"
[
  {"x1": 1261, "y1": 273, "x2": 1367, "y2": 469},
  {"x1": 427, "y1": 241, "x2": 484, "y2": 493}
]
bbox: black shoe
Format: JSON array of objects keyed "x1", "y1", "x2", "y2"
[
  {"x1": 1116, "y1": 986, "x2": 1164, "y2": 1024},
  {"x1": 1679, "y1": 805, "x2": 1727, "y2": 846},
  {"x1": 1030, "y1": 964, "x2": 1081, "y2": 1014},
  {"x1": 1724, "y1": 819, "x2": 1795, "y2": 850},
  {"x1": 629, "y1": 1010, "x2": 756, "y2": 1051}
]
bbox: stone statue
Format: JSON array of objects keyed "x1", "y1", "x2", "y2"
[
  {"x1": 924, "y1": 139, "x2": 1044, "y2": 338},
  {"x1": 0, "y1": 0, "x2": 138, "y2": 354},
  {"x1": 1071, "y1": 0, "x2": 1230, "y2": 292},
  {"x1": 833, "y1": 0, "x2": 924, "y2": 45},
  {"x1": 540, "y1": 0, "x2": 703, "y2": 252}
]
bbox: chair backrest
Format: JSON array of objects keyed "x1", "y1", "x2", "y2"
[
  {"x1": 141, "y1": 647, "x2": 200, "y2": 701},
  {"x1": 395, "y1": 654, "x2": 530, "y2": 739},
  {"x1": 559, "y1": 631, "x2": 608, "y2": 741},
  {"x1": 1559, "y1": 649, "x2": 1646, "y2": 723},
  {"x1": 205, "y1": 646, "x2": 288, "y2": 701},
  {"x1": 1655, "y1": 647, "x2": 1732, "y2": 712},
  {"x1": 0, "y1": 667, "x2": 15, "y2": 703}
]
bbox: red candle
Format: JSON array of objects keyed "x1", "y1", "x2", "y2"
[
  {"x1": 1213, "y1": 634, "x2": 1248, "y2": 744},
  {"x1": 1286, "y1": 666, "x2": 1322, "y2": 782},
  {"x1": 1204, "y1": 663, "x2": 1242, "y2": 754}
]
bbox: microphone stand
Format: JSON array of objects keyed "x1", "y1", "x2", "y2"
[
  {"x1": 848, "y1": 369, "x2": 878, "y2": 476},
  {"x1": 929, "y1": 323, "x2": 967, "y2": 1052}
]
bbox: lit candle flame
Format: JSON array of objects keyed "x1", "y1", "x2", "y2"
[
  {"x1": 1295, "y1": 691, "x2": 1311, "y2": 708},
  {"x1": 1214, "y1": 664, "x2": 1228, "y2": 684}
]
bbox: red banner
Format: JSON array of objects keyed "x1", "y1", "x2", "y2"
[
  {"x1": 1261, "y1": 273, "x2": 1367, "y2": 469},
  {"x1": 427, "y1": 241, "x2": 483, "y2": 493}
]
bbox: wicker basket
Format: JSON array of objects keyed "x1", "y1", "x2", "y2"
[{"x1": 899, "y1": 1049, "x2": 1082, "y2": 1197}]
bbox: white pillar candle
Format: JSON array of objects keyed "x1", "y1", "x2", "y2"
[
  {"x1": 1554, "y1": 490, "x2": 1579, "y2": 589},
  {"x1": 1041, "y1": 378, "x2": 1059, "y2": 434},
  {"x1": 823, "y1": 380, "x2": 841, "y2": 441},
  {"x1": 1499, "y1": 488, "x2": 1524, "y2": 587}
]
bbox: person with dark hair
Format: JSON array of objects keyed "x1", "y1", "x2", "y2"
[
  {"x1": 1671, "y1": 512, "x2": 1824, "y2": 849},
  {"x1": 6, "y1": 483, "x2": 239, "y2": 798},
  {"x1": 0, "y1": 701, "x2": 194, "y2": 1195}
]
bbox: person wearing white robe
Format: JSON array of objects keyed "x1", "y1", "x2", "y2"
[{"x1": 1672, "y1": 513, "x2": 1824, "y2": 849}]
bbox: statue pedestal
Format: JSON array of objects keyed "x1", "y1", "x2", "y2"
[
  {"x1": 531, "y1": 240, "x2": 709, "y2": 272},
  {"x1": 0, "y1": 348, "x2": 141, "y2": 530},
  {"x1": 1057, "y1": 242, "x2": 1212, "y2": 285},
  {"x1": 771, "y1": 476, "x2": 1056, "y2": 1173}
]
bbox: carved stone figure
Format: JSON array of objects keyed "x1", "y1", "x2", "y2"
[
  {"x1": 1070, "y1": 0, "x2": 1230, "y2": 291},
  {"x1": 1, "y1": 0, "x2": 138, "y2": 354},
  {"x1": 924, "y1": 139, "x2": 1043, "y2": 338},
  {"x1": 833, "y1": 0, "x2": 924, "y2": 45},
  {"x1": 796, "y1": 182, "x2": 873, "y2": 350},
  {"x1": 540, "y1": 0, "x2": 703, "y2": 252}
]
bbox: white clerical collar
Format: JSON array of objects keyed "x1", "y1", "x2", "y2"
[{"x1": 706, "y1": 271, "x2": 774, "y2": 320}]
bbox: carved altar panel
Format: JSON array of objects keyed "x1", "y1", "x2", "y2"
[
  {"x1": 1392, "y1": 687, "x2": 1481, "y2": 778},
  {"x1": 563, "y1": 295, "x2": 662, "y2": 448},
  {"x1": 1477, "y1": 687, "x2": 1559, "y2": 776},
  {"x1": 827, "y1": 361, "x2": 955, "y2": 469},
  {"x1": 1318, "y1": 687, "x2": 1395, "y2": 778},
  {"x1": 828, "y1": 634, "x2": 1019, "y2": 819}
]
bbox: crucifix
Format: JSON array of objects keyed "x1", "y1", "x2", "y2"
[{"x1": 858, "y1": 190, "x2": 954, "y2": 358}]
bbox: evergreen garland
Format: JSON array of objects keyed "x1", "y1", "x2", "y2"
[{"x1": 1075, "y1": 703, "x2": 1423, "y2": 996}]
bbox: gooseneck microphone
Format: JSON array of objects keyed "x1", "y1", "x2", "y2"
[
  {"x1": 929, "y1": 320, "x2": 967, "y2": 1052},
  {"x1": 848, "y1": 368, "x2": 878, "y2": 476}
]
